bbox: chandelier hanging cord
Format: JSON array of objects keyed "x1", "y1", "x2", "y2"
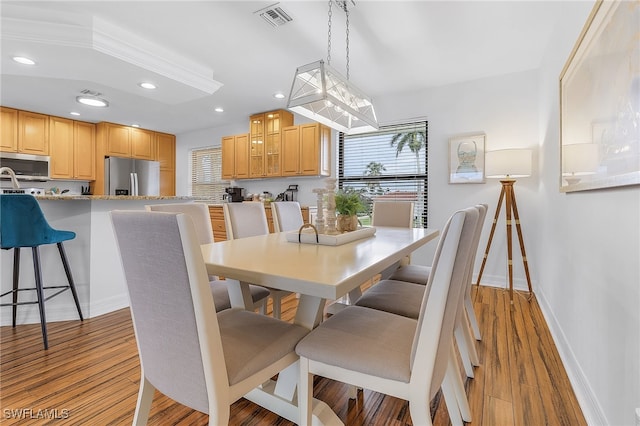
[
  {"x1": 327, "y1": 0, "x2": 333, "y2": 66},
  {"x1": 327, "y1": 0, "x2": 352, "y2": 80},
  {"x1": 345, "y1": 2, "x2": 350, "y2": 80}
]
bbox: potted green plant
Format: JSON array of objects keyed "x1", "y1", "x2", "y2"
[{"x1": 334, "y1": 189, "x2": 366, "y2": 232}]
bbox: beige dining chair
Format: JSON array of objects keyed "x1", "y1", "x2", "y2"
[
  {"x1": 371, "y1": 200, "x2": 415, "y2": 228},
  {"x1": 372, "y1": 201, "x2": 415, "y2": 276},
  {"x1": 223, "y1": 202, "x2": 292, "y2": 319},
  {"x1": 145, "y1": 203, "x2": 270, "y2": 313},
  {"x1": 271, "y1": 201, "x2": 304, "y2": 233},
  {"x1": 111, "y1": 210, "x2": 308, "y2": 425},
  {"x1": 357, "y1": 204, "x2": 488, "y2": 380},
  {"x1": 296, "y1": 208, "x2": 477, "y2": 426},
  {"x1": 389, "y1": 203, "x2": 487, "y2": 341}
]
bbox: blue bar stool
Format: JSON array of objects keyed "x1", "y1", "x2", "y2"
[{"x1": 0, "y1": 195, "x2": 84, "y2": 349}]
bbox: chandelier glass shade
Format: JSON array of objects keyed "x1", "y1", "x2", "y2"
[{"x1": 288, "y1": 60, "x2": 377, "y2": 135}]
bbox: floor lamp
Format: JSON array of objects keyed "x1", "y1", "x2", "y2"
[{"x1": 476, "y1": 149, "x2": 533, "y2": 303}]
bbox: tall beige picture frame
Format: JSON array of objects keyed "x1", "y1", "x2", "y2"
[{"x1": 559, "y1": 0, "x2": 640, "y2": 192}]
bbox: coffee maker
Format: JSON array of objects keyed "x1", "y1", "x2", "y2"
[{"x1": 224, "y1": 186, "x2": 244, "y2": 202}]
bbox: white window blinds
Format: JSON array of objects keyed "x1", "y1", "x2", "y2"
[
  {"x1": 190, "y1": 147, "x2": 227, "y2": 203},
  {"x1": 338, "y1": 121, "x2": 428, "y2": 227}
]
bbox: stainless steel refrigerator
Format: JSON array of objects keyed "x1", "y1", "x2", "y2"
[{"x1": 104, "y1": 157, "x2": 160, "y2": 196}]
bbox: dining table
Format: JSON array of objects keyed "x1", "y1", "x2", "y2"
[{"x1": 201, "y1": 225, "x2": 439, "y2": 425}]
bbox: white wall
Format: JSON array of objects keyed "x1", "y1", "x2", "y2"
[
  {"x1": 376, "y1": 70, "x2": 541, "y2": 288},
  {"x1": 536, "y1": 2, "x2": 639, "y2": 425},
  {"x1": 175, "y1": 2, "x2": 639, "y2": 422}
]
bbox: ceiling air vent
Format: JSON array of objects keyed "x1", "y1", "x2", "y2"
[{"x1": 255, "y1": 3, "x2": 292, "y2": 27}]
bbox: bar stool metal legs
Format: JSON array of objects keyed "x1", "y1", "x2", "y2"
[
  {"x1": 57, "y1": 243, "x2": 84, "y2": 322},
  {"x1": 2, "y1": 243, "x2": 84, "y2": 350}
]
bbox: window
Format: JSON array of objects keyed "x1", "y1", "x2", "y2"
[
  {"x1": 190, "y1": 147, "x2": 227, "y2": 202},
  {"x1": 338, "y1": 121, "x2": 428, "y2": 227}
]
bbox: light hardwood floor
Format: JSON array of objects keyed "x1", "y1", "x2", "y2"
[{"x1": 0, "y1": 285, "x2": 586, "y2": 425}]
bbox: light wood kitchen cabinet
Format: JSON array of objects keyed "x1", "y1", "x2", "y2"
[
  {"x1": 100, "y1": 122, "x2": 155, "y2": 160},
  {"x1": 221, "y1": 133, "x2": 249, "y2": 179},
  {"x1": 131, "y1": 128, "x2": 155, "y2": 160},
  {"x1": 159, "y1": 169, "x2": 175, "y2": 196},
  {"x1": 49, "y1": 116, "x2": 73, "y2": 178},
  {"x1": 156, "y1": 132, "x2": 175, "y2": 195},
  {"x1": 74, "y1": 121, "x2": 96, "y2": 180},
  {"x1": 49, "y1": 117, "x2": 96, "y2": 180},
  {"x1": 18, "y1": 111, "x2": 49, "y2": 155},
  {"x1": 249, "y1": 110, "x2": 293, "y2": 178},
  {"x1": 209, "y1": 204, "x2": 309, "y2": 241},
  {"x1": 208, "y1": 205, "x2": 227, "y2": 241},
  {"x1": 0, "y1": 107, "x2": 18, "y2": 152},
  {"x1": 101, "y1": 122, "x2": 130, "y2": 157},
  {"x1": 282, "y1": 123, "x2": 331, "y2": 177}
]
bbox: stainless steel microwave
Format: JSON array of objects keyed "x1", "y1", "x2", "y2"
[{"x1": 0, "y1": 152, "x2": 50, "y2": 181}]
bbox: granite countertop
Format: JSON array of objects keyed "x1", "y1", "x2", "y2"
[{"x1": 36, "y1": 195, "x2": 196, "y2": 201}]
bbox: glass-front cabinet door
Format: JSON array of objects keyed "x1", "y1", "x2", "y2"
[
  {"x1": 249, "y1": 110, "x2": 293, "y2": 178},
  {"x1": 265, "y1": 112, "x2": 281, "y2": 176},
  {"x1": 249, "y1": 113, "x2": 264, "y2": 177}
]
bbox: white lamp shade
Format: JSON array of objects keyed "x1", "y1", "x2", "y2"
[
  {"x1": 562, "y1": 143, "x2": 599, "y2": 175},
  {"x1": 287, "y1": 60, "x2": 378, "y2": 135},
  {"x1": 485, "y1": 149, "x2": 532, "y2": 178}
]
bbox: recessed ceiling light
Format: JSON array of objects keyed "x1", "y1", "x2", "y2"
[
  {"x1": 131, "y1": 124, "x2": 140, "y2": 128},
  {"x1": 12, "y1": 56, "x2": 36, "y2": 65},
  {"x1": 70, "y1": 112, "x2": 80, "y2": 116},
  {"x1": 76, "y1": 95, "x2": 109, "y2": 107},
  {"x1": 139, "y1": 82, "x2": 156, "y2": 90},
  {"x1": 214, "y1": 107, "x2": 224, "y2": 113},
  {"x1": 273, "y1": 92, "x2": 285, "y2": 99}
]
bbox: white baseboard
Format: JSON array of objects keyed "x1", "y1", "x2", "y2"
[
  {"x1": 535, "y1": 288, "x2": 608, "y2": 425},
  {"x1": 88, "y1": 294, "x2": 130, "y2": 318},
  {"x1": 475, "y1": 273, "x2": 532, "y2": 292},
  {"x1": 1, "y1": 295, "x2": 129, "y2": 326}
]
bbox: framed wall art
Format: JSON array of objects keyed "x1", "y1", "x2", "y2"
[
  {"x1": 560, "y1": 0, "x2": 640, "y2": 192},
  {"x1": 449, "y1": 133, "x2": 485, "y2": 184}
]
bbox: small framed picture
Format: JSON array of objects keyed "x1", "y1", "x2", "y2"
[{"x1": 449, "y1": 133, "x2": 485, "y2": 184}]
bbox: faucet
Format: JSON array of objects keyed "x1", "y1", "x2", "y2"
[{"x1": 0, "y1": 167, "x2": 21, "y2": 189}]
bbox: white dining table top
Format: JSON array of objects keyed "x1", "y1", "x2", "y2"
[{"x1": 201, "y1": 226, "x2": 439, "y2": 301}]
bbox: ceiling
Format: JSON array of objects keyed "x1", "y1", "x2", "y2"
[{"x1": 1, "y1": 1, "x2": 569, "y2": 136}]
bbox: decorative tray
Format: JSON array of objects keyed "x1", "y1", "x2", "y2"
[{"x1": 285, "y1": 225, "x2": 376, "y2": 246}]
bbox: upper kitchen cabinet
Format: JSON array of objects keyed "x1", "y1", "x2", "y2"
[
  {"x1": 222, "y1": 133, "x2": 249, "y2": 179},
  {"x1": 49, "y1": 117, "x2": 96, "y2": 180},
  {"x1": 156, "y1": 132, "x2": 176, "y2": 196},
  {"x1": 131, "y1": 128, "x2": 155, "y2": 160},
  {"x1": 99, "y1": 122, "x2": 156, "y2": 160},
  {"x1": 74, "y1": 121, "x2": 96, "y2": 180},
  {"x1": 101, "y1": 122, "x2": 130, "y2": 157},
  {"x1": 249, "y1": 110, "x2": 293, "y2": 178},
  {"x1": 18, "y1": 111, "x2": 49, "y2": 155},
  {"x1": 282, "y1": 123, "x2": 331, "y2": 177},
  {"x1": 0, "y1": 107, "x2": 18, "y2": 152}
]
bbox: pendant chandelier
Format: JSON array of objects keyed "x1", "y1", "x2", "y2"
[{"x1": 287, "y1": 0, "x2": 378, "y2": 135}]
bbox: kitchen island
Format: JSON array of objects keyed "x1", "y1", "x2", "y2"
[{"x1": 0, "y1": 195, "x2": 193, "y2": 327}]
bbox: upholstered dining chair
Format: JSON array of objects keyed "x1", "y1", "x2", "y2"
[
  {"x1": 389, "y1": 203, "x2": 488, "y2": 341},
  {"x1": 372, "y1": 201, "x2": 415, "y2": 277},
  {"x1": 356, "y1": 204, "x2": 488, "y2": 380},
  {"x1": 0, "y1": 194, "x2": 84, "y2": 349},
  {"x1": 223, "y1": 202, "x2": 291, "y2": 319},
  {"x1": 110, "y1": 210, "x2": 309, "y2": 425},
  {"x1": 296, "y1": 208, "x2": 477, "y2": 426},
  {"x1": 371, "y1": 200, "x2": 415, "y2": 228},
  {"x1": 271, "y1": 201, "x2": 304, "y2": 233},
  {"x1": 145, "y1": 203, "x2": 269, "y2": 313}
]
